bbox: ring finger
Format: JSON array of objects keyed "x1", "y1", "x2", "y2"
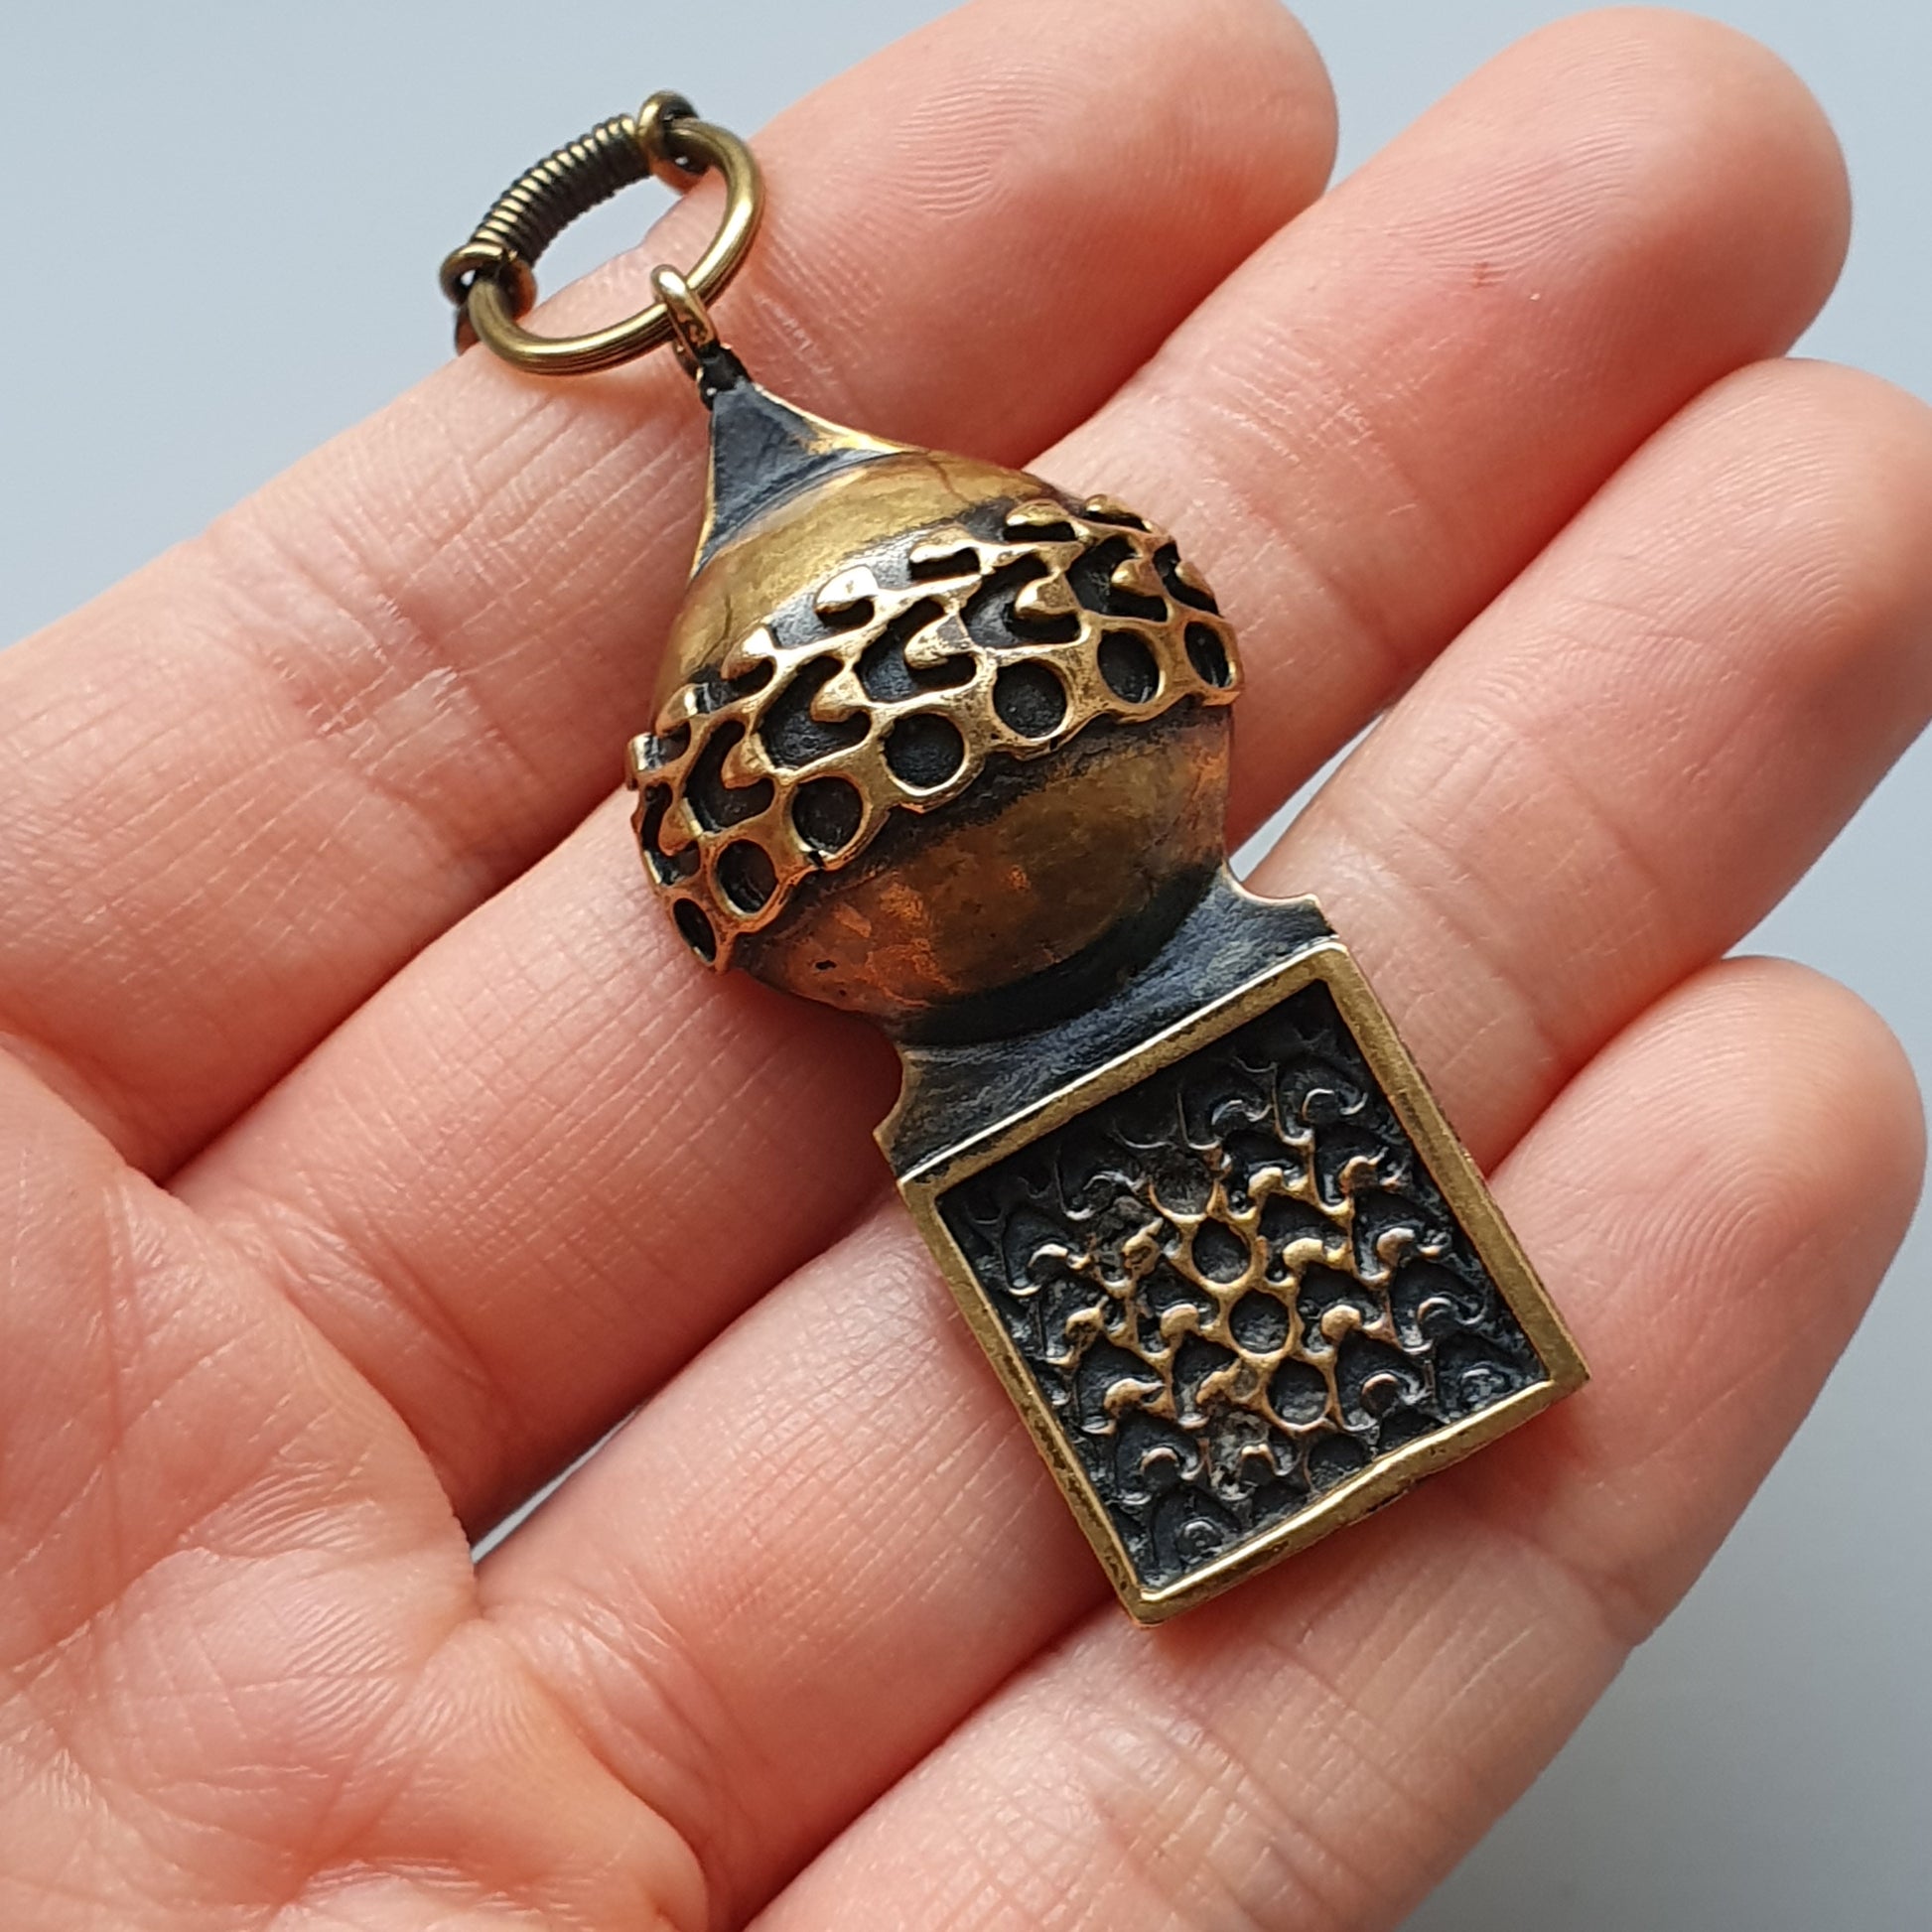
[{"x1": 479, "y1": 350, "x2": 1932, "y2": 1918}]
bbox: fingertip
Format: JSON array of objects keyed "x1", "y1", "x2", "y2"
[
  {"x1": 1706, "y1": 952, "x2": 1926, "y2": 1235},
  {"x1": 1189, "y1": 0, "x2": 1340, "y2": 208},
  {"x1": 1462, "y1": 956, "x2": 1921, "y2": 1634},
  {"x1": 1613, "y1": 5, "x2": 1850, "y2": 275},
  {"x1": 1504, "y1": 954, "x2": 1925, "y2": 1514},
  {"x1": 1426, "y1": 5, "x2": 1850, "y2": 348},
  {"x1": 928, "y1": 0, "x2": 1340, "y2": 275}
]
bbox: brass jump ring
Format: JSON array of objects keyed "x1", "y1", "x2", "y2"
[
  {"x1": 442, "y1": 92, "x2": 762, "y2": 377},
  {"x1": 647, "y1": 265, "x2": 721, "y2": 378}
]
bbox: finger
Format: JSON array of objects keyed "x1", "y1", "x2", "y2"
[
  {"x1": 1248, "y1": 357, "x2": 1932, "y2": 1165},
  {"x1": 0, "y1": 0, "x2": 1335, "y2": 1173},
  {"x1": 755, "y1": 964, "x2": 1923, "y2": 1930},
  {"x1": 186, "y1": 8, "x2": 1860, "y2": 1532},
  {"x1": 0, "y1": 1059, "x2": 698, "y2": 1930},
  {"x1": 1046, "y1": 4, "x2": 1850, "y2": 836},
  {"x1": 474, "y1": 352, "x2": 1932, "y2": 1912}
]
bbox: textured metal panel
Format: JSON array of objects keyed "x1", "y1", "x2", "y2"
[{"x1": 937, "y1": 976, "x2": 1546, "y2": 1597}]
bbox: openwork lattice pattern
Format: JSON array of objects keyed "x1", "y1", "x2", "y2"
[
  {"x1": 627, "y1": 492, "x2": 1240, "y2": 967},
  {"x1": 938, "y1": 981, "x2": 1546, "y2": 1593}
]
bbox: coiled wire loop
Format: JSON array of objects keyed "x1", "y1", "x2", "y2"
[{"x1": 440, "y1": 90, "x2": 761, "y2": 376}]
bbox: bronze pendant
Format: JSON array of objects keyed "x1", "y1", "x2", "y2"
[{"x1": 445, "y1": 94, "x2": 1587, "y2": 1623}]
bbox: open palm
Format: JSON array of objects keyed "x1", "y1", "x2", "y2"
[{"x1": 4, "y1": 4, "x2": 1927, "y2": 1926}]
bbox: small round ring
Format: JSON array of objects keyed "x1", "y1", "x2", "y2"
[
  {"x1": 648, "y1": 265, "x2": 720, "y2": 377},
  {"x1": 464, "y1": 113, "x2": 761, "y2": 377}
]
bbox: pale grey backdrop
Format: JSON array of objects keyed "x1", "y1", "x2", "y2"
[{"x1": 4, "y1": 4, "x2": 1926, "y2": 1927}]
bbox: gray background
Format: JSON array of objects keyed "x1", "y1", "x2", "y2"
[{"x1": 3, "y1": 4, "x2": 1925, "y2": 1926}]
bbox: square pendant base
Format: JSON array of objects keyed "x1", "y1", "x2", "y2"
[{"x1": 882, "y1": 873, "x2": 1587, "y2": 1624}]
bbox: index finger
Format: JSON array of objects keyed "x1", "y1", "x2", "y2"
[{"x1": 0, "y1": 0, "x2": 1336, "y2": 1173}]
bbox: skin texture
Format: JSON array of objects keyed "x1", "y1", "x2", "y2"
[{"x1": 0, "y1": 3, "x2": 1927, "y2": 1927}]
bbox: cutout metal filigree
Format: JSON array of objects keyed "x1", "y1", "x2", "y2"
[
  {"x1": 938, "y1": 979, "x2": 1546, "y2": 1594},
  {"x1": 627, "y1": 493, "x2": 1240, "y2": 967}
]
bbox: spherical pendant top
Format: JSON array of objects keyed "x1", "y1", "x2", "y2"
[{"x1": 627, "y1": 437, "x2": 1240, "y2": 1035}]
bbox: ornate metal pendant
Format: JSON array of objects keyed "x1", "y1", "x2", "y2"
[{"x1": 445, "y1": 93, "x2": 1587, "y2": 1623}]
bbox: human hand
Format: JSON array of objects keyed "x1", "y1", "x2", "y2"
[{"x1": 3, "y1": 4, "x2": 1927, "y2": 1926}]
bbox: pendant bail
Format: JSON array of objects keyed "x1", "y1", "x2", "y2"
[{"x1": 649, "y1": 266, "x2": 720, "y2": 377}]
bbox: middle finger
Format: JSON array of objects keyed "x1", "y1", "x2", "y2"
[{"x1": 183, "y1": 9, "x2": 1851, "y2": 1530}]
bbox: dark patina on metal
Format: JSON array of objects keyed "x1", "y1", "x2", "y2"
[
  {"x1": 448, "y1": 94, "x2": 1587, "y2": 1622},
  {"x1": 933, "y1": 974, "x2": 1547, "y2": 1598},
  {"x1": 625, "y1": 375, "x2": 1586, "y2": 1620},
  {"x1": 890, "y1": 875, "x2": 1566, "y2": 1618}
]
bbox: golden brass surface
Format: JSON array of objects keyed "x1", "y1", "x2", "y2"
[
  {"x1": 667, "y1": 444, "x2": 1000, "y2": 683},
  {"x1": 648, "y1": 265, "x2": 723, "y2": 378},
  {"x1": 442, "y1": 93, "x2": 761, "y2": 375},
  {"x1": 738, "y1": 710, "x2": 1228, "y2": 1024},
  {"x1": 628, "y1": 464, "x2": 1240, "y2": 1014},
  {"x1": 445, "y1": 89, "x2": 1587, "y2": 1622}
]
